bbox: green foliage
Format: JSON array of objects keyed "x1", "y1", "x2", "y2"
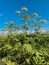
[{"x1": 0, "y1": 33, "x2": 49, "y2": 65}]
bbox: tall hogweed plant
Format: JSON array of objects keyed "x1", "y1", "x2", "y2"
[{"x1": 0, "y1": 7, "x2": 49, "y2": 65}]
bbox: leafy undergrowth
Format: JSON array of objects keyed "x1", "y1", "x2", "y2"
[{"x1": 0, "y1": 33, "x2": 49, "y2": 65}]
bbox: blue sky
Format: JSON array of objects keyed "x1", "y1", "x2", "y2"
[{"x1": 0, "y1": 0, "x2": 49, "y2": 30}]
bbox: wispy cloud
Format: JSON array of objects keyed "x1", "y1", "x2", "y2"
[
  {"x1": 27, "y1": 29, "x2": 47, "y2": 34},
  {"x1": 39, "y1": 28, "x2": 47, "y2": 33},
  {"x1": 0, "y1": 28, "x2": 48, "y2": 36}
]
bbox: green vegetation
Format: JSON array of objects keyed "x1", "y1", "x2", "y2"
[
  {"x1": 0, "y1": 33, "x2": 49, "y2": 65},
  {"x1": 0, "y1": 7, "x2": 49, "y2": 65}
]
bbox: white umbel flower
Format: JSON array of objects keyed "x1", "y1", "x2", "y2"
[
  {"x1": 21, "y1": 7, "x2": 28, "y2": 11},
  {"x1": 32, "y1": 19, "x2": 36, "y2": 22},
  {"x1": 33, "y1": 13, "x2": 38, "y2": 17},
  {"x1": 40, "y1": 20, "x2": 47, "y2": 22},
  {"x1": 16, "y1": 11, "x2": 21, "y2": 14}
]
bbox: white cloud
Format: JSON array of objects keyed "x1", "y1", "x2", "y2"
[
  {"x1": 0, "y1": 28, "x2": 48, "y2": 36},
  {"x1": 39, "y1": 28, "x2": 47, "y2": 33},
  {"x1": 27, "y1": 29, "x2": 47, "y2": 34},
  {"x1": 27, "y1": 30, "x2": 35, "y2": 34}
]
